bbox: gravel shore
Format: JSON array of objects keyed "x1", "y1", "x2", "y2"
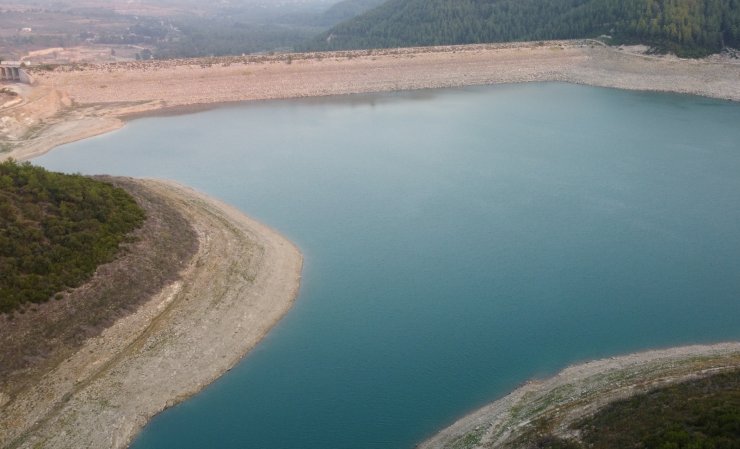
[{"x1": 1, "y1": 179, "x2": 302, "y2": 449}]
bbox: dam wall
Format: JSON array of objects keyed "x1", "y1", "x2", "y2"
[{"x1": 1, "y1": 62, "x2": 32, "y2": 83}]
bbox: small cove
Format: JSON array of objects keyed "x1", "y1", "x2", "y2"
[{"x1": 35, "y1": 82, "x2": 740, "y2": 449}]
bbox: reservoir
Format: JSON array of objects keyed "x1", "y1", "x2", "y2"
[{"x1": 36, "y1": 83, "x2": 740, "y2": 449}]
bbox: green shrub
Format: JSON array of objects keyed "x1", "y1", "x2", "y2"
[{"x1": 0, "y1": 160, "x2": 146, "y2": 313}]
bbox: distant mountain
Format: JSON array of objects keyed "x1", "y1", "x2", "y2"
[
  {"x1": 316, "y1": 0, "x2": 388, "y2": 26},
  {"x1": 307, "y1": 0, "x2": 740, "y2": 57}
]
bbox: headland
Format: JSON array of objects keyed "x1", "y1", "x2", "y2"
[
  {"x1": 0, "y1": 178, "x2": 303, "y2": 449},
  {"x1": 418, "y1": 342, "x2": 740, "y2": 449}
]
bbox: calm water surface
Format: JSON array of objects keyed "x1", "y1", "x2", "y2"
[{"x1": 36, "y1": 83, "x2": 740, "y2": 449}]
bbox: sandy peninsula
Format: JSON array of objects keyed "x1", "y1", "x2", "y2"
[
  {"x1": 2, "y1": 40, "x2": 739, "y2": 162},
  {"x1": 419, "y1": 342, "x2": 740, "y2": 449},
  {"x1": 0, "y1": 179, "x2": 302, "y2": 449}
]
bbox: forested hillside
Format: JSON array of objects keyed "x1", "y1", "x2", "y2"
[
  {"x1": 308, "y1": 0, "x2": 740, "y2": 57},
  {"x1": 0, "y1": 161, "x2": 146, "y2": 313},
  {"x1": 315, "y1": 0, "x2": 388, "y2": 26}
]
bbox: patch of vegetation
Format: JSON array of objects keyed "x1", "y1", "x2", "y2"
[
  {"x1": 34, "y1": 64, "x2": 58, "y2": 72},
  {"x1": 307, "y1": 0, "x2": 740, "y2": 57},
  {"x1": 530, "y1": 436, "x2": 583, "y2": 449},
  {"x1": 1, "y1": 87, "x2": 18, "y2": 96},
  {"x1": 0, "y1": 160, "x2": 146, "y2": 313},
  {"x1": 449, "y1": 427, "x2": 485, "y2": 449},
  {"x1": 527, "y1": 368, "x2": 740, "y2": 449}
]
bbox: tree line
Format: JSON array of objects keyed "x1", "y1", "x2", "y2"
[{"x1": 306, "y1": 0, "x2": 740, "y2": 57}]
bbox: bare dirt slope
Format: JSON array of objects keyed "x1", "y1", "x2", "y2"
[{"x1": 1, "y1": 179, "x2": 303, "y2": 449}]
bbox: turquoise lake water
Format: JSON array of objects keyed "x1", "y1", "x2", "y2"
[{"x1": 35, "y1": 83, "x2": 740, "y2": 449}]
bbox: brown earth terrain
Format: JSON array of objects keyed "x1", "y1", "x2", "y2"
[
  {"x1": 418, "y1": 342, "x2": 740, "y2": 449},
  {"x1": 2, "y1": 40, "x2": 739, "y2": 162},
  {"x1": 0, "y1": 179, "x2": 303, "y2": 449}
]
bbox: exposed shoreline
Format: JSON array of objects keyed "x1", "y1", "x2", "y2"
[
  {"x1": 2, "y1": 40, "x2": 739, "y2": 162},
  {"x1": 1, "y1": 179, "x2": 303, "y2": 449},
  {"x1": 418, "y1": 342, "x2": 740, "y2": 449}
]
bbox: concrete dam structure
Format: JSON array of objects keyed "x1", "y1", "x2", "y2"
[{"x1": 1, "y1": 62, "x2": 31, "y2": 83}]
